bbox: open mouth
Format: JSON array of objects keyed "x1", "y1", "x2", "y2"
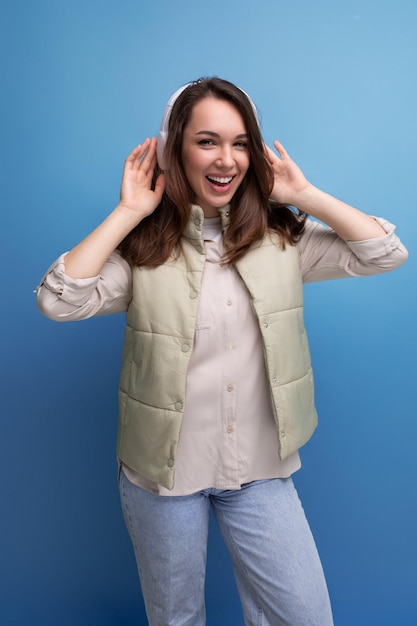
[{"x1": 206, "y1": 175, "x2": 235, "y2": 189}]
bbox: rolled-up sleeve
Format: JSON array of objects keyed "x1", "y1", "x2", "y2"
[
  {"x1": 36, "y1": 251, "x2": 132, "y2": 321},
  {"x1": 300, "y1": 217, "x2": 408, "y2": 283}
]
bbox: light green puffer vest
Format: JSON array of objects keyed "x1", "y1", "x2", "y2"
[{"x1": 117, "y1": 205, "x2": 318, "y2": 490}]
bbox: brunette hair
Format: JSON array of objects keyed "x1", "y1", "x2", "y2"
[{"x1": 118, "y1": 77, "x2": 307, "y2": 267}]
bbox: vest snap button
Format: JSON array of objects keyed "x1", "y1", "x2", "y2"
[
  {"x1": 181, "y1": 343, "x2": 190, "y2": 353},
  {"x1": 167, "y1": 458, "x2": 174, "y2": 468},
  {"x1": 175, "y1": 401, "x2": 183, "y2": 410}
]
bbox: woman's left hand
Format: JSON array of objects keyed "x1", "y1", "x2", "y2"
[
  {"x1": 266, "y1": 140, "x2": 387, "y2": 241},
  {"x1": 265, "y1": 140, "x2": 311, "y2": 207}
]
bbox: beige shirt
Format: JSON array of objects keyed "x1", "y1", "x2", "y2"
[{"x1": 36, "y1": 217, "x2": 407, "y2": 495}]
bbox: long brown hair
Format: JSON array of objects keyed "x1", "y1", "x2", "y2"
[{"x1": 118, "y1": 77, "x2": 307, "y2": 267}]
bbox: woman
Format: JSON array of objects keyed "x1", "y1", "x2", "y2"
[{"x1": 36, "y1": 77, "x2": 407, "y2": 625}]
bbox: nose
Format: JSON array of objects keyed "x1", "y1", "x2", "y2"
[{"x1": 216, "y1": 145, "x2": 235, "y2": 168}]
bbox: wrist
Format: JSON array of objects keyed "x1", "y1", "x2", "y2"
[
  {"x1": 114, "y1": 202, "x2": 146, "y2": 229},
  {"x1": 289, "y1": 184, "x2": 321, "y2": 212}
]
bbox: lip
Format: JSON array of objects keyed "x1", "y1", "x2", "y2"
[{"x1": 205, "y1": 174, "x2": 237, "y2": 194}]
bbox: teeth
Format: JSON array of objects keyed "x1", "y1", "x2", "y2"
[{"x1": 208, "y1": 176, "x2": 233, "y2": 184}]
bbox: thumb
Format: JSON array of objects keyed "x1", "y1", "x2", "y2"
[{"x1": 154, "y1": 173, "x2": 166, "y2": 201}]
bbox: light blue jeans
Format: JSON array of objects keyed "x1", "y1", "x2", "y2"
[{"x1": 119, "y1": 470, "x2": 333, "y2": 626}]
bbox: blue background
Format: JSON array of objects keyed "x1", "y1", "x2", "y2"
[{"x1": 1, "y1": 1, "x2": 416, "y2": 624}]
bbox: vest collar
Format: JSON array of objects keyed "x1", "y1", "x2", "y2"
[{"x1": 182, "y1": 204, "x2": 231, "y2": 243}]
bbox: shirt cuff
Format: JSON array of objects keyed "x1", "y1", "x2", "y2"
[
  {"x1": 37, "y1": 253, "x2": 100, "y2": 306},
  {"x1": 346, "y1": 218, "x2": 400, "y2": 260}
]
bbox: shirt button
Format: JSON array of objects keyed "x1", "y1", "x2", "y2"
[
  {"x1": 227, "y1": 384, "x2": 234, "y2": 392},
  {"x1": 174, "y1": 401, "x2": 183, "y2": 410},
  {"x1": 226, "y1": 425, "x2": 234, "y2": 433},
  {"x1": 272, "y1": 377, "x2": 277, "y2": 384},
  {"x1": 194, "y1": 217, "x2": 201, "y2": 227},
  {"x1": 181, "y1": 343, "x2": 190, "y2": 353},
  {"x1": 264, "y1": 322, "x2": 269, "y2": 328},
  {"x1": 226, "y1": 299, "x2": 233, "y2": 306},
  {"x1": 189, "y1": 290, "x2": 198, "y2": 299},
  {"x1": 167, "y1": 458, "x2": 174, "y2": 468},
  {"x1": 227, "y1": 342, "x2": 235, "y2": 350}
]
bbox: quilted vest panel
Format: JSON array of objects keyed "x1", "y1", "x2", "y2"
[{"x1": 117, "y1": 211, "x2": 317, "y2": 490}]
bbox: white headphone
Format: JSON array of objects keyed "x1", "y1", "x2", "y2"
[{"x1": 156, "y1": 81, "x2": 259, "y2": 170}]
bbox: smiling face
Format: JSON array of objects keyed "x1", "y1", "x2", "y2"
[{"x1": 181, "y1": 97, "x2": 250, "y2": 217}]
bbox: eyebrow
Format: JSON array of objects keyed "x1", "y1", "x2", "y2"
[{"x1": 195, "y1": 131, "x2": 248, "y2": 139}]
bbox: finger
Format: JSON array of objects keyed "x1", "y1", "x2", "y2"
[
  {"x1": 125, "y1": 139, "x2": 151, "y2": 169},
  {"x1": 264, "y1": 144, "x2": 278, "y2": 163},
  {"x1": 138, "y1": 137, "x2": 158, "y2": 174},
  {"x1": 273, "y1": 140, "x2": 289, "y2": 159},
  {"x1": 143, "y1": 153, "x2": 159, "y2": 185}
]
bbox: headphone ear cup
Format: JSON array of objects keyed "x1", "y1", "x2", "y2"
[
  {"x1": 156, "y1": 130, "x2": 168, "y2": 170},
  {"x1": 156, "y1": 84, "x2": 191, "y2": 171}
]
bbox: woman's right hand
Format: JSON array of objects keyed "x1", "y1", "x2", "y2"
[
  {"x1": 63, "y1": 138, "x2": 166, "y2": 280},
  {"x1": 119, "y1": 137, "x2": 166, "y2": 220}
]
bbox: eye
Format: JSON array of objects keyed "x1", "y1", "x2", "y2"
[
  {"x1": 197, "y1": 138, "x2": 215, "y2": 146},
  {"x1": 234, "y1": 141, "x2": 248, "y2": 149}
]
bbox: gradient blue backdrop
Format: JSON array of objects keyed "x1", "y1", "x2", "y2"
[{"x1": 1, "y1": 1, "x2": 416, "y2": 624}]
